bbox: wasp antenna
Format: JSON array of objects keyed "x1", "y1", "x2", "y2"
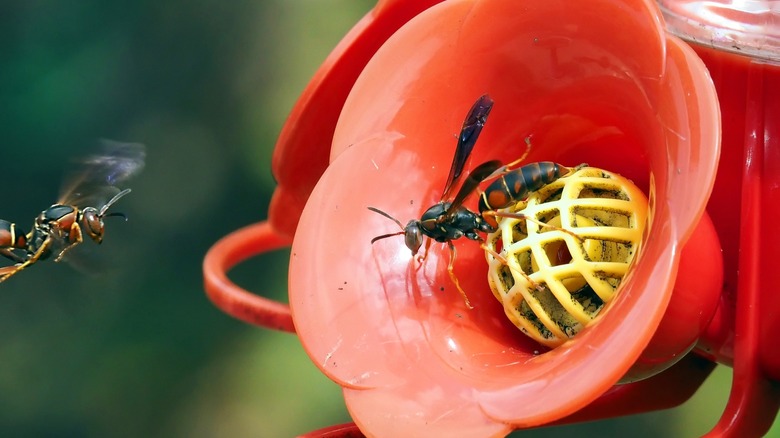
[
  {"x1": 367, "y1": 206, "x2": 404, "y2": 231},
  {"x1": 99, "y1": 188, "x2": 132, "y2": 216},
  {"x1": 370, "y1": 231, "x2": 406, "y2": 244},
  {"x1": 104, "y1": 212, "x2": 129, "y2": 221}
]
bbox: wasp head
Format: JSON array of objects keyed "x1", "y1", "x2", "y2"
[
  {"x1": 81, "y1": 188, "x2": 132, "y2": 244},
  {"x1": 367, "y1": 207, "x2": 424, "y2": 255},
  {"x1": 401, "y1": 220, "x2": 423, "y2": 254}
]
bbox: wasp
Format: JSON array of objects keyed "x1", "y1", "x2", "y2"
[
  {"x1": 368, "y1": 95, "x2": 582, "y2": 307},
  {"x1": 0, "y1": 141, "x2": 145, "y2": 283}
]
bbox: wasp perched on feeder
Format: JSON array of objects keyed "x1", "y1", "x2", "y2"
[
  {"x1": 368, "y1": 94, "x2": 582, "y2": 308},
  {"x1": 0, "y1": 141, "x2": 145, "y2": 283}
]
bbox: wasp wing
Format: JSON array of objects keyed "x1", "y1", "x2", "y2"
[
  {"x1": 440, "y1": 94, "x2": 494, "y2": 200},
  {"x1": 54, "y1": 237, "x2": 118, "y2": 275},
  {"x1": 445, "y1": 160, "x2": 503, "y2": 216},
  {"x1": 58, "y1": 140, "x2": 146, "y2": 207}
]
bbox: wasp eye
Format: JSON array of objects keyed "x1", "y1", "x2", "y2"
[
  {"x1": 82, "y1": 209, "x2": 105, "y2": 243},
  {"x1": 404, "y1": 222, "x2": 423, "y2": 255}
]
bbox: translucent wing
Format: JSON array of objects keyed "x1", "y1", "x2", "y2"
[
  {"x1": 58, "y1": 140, "x2": 146, "y2": 207},
  {"x1": 55, "y1": 238, "x2": 116, "y2": 275},
  {"x1": 440, "y1": 94, "x2": 494, "y2": 200}
]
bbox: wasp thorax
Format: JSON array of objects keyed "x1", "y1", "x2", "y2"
[{"x1": 420, "y1": 203, "x2": 448, "y2": 223}]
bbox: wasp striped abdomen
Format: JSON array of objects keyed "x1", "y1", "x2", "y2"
[
  {"x1": 0, "y1": 220, "x2": 28, "y2": 252},
  {"x1": 478, "y1": 162, "x2": 574, "y2": 213}
]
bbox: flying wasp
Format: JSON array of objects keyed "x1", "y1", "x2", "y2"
[
  {"x1": 0, "y1": 141, "x2": 145, "y2": 283},
  {"x1": 368, "y1": 95, "x2": 583, "y2": 307}
]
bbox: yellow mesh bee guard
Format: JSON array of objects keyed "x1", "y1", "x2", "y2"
[{"x1": 485, "y1": 167, "x2": 648, "y2": 348}]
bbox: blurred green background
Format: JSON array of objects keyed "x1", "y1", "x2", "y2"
[{"x1": 0, "y1": 1, "x2": 777, "y2": 437}]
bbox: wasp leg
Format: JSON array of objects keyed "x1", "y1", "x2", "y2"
[
  {"x1": 446, "y1": 241, "x2": 474, "y2": 309},
  {"x1": 0, "y1": 265, "x2": 21, "y2": 277},
  {"x1": 0, "y1": 265, "x2": 23, "y2": 283},
  {"x1": 480, "y1": 242, "x2": 544, "y2": 292},
  {"x1": 483, "y1": 211, "x2": 584, "y2": 242},
  {"x1": 486, "y1": 136, "x2": 533, "y2": 180},
  {"x1": 54, "y1": 222, "x2": 84, "y2": 263},
  {"x1": 0, "y1": 248, "x2": 28, "y2": 264},
  {"x1": 416, "y1": 237, "x2": 433, "y2": 263},
  {"x1": 0, "y1": 237, "x2": 54, "y2": 283}
]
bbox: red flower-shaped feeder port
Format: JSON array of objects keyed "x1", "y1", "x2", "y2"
[{"x1": 204, "y1": 0, "x2": 730, "y2": 436}]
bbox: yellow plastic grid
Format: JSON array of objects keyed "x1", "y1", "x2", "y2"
[{"x1": 485, "y1": 167, "x2": 648, "y2": 348}]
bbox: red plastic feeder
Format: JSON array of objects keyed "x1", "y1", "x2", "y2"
[{"x1": 203, "y1": 0, "x2": 780, "y2": 436}]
